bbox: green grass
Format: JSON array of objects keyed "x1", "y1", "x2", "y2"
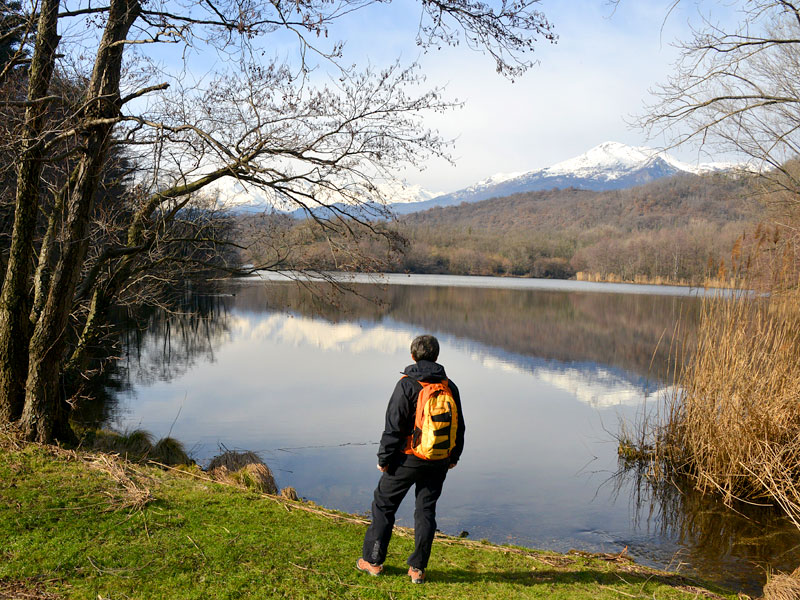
[{"x1": 0, "y1": 441, "x2": 738, "y2": 600}]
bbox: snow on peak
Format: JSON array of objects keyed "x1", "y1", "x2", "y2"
[
  {"x1": 375, "y1": 181, "x2": 439, "y2": 204},
  {"x1": 542, "y1": 141, "x2": 741, "y2": 179},
  {"x1": 547, "y1": 141, "x2": 672, "y2": 177},
  {"x1": 470, "y1": 170, "x2": 527, "y2": 190},
  {"x1": 462, "y1": 142, "x2": 685, "y2": 191}
]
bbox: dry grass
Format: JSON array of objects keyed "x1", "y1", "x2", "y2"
[
  {"x1": 86, "y1": 453, "x2": 154, "y2": 511},
  {"x1": 0, "y1": 424, "x2": 23, "y2": 452},
  {"x1": 280, "y1": 486, "x2": 299, "y2": 501},
  {"x1": 207, "y1": 449, "x2": 263, "y2": 471},
  {"x1": 207, "y1": 450, "x2": 278, "y2": 495},
  {"x1": 0, "y1": 578, "x2": 64, "y2": 599},
  {"x1": 762, "y1": 567, "x2": 800, "y2": 600},
  {"x1": 0, "y1": 429, "x2": 154, "y2": 513},
  {"x1": 659, "y1": 284, "x2": 800, "y2": 526}
]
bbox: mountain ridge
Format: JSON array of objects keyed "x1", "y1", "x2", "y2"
[
  {"x1": 222, "y1": 141, "x2": 743, "y2": 217},
  {"x1": 390, "y1": 141, "x2": 740, "y2": 214}
]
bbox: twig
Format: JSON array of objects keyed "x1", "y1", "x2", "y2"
[
  {"x1": 186, "y1": 535, "x2": 207, "y2": 560},
  {"x1": 597, "y1": 584, "x2": 641, "y2": 598}
]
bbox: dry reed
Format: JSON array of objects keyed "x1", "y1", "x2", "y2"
[
  {"x1": 660, "y1": 285, "x2": 800, "y2": 527},
  {"x1": 762, "y1": 567, "x2": 800, "y2": 600}
]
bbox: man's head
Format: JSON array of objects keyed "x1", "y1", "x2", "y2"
[{"x1": 410, "y1": 335, "x2": 439, "y2": 362}]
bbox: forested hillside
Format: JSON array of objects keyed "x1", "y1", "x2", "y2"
[
  {"x1": 393, "y1": 173, "x2": 763, "y2": 283},
  {"x1": 240, "y1": 172, "x2": 766, "y2": 285},
  {"x1": 404, "y1": 173, "x2": 758, "y2": 231}
]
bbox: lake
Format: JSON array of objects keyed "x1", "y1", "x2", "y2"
[{"x1": 100, "y1": 273, "x2": 800, "y2": 594}]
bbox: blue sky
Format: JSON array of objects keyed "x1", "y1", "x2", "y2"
[
  {"x1": 60, "y1": 0, "x2": 743, "y2": 195},
  {"x1": 319, "y1": 0, "x2": 743, "y2": 192}
]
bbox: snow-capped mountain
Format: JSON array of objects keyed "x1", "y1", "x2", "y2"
[
  {"x1": 216, "y1": 178, "x2": 437, "y2": 215},
  {"x1": 211, "y1": 178, "x2": 294, "y2": 213},
  {"x1": 221, "y1": 141, "x2": 740, "y2": 216},
  {"x1": 390, "y1": 141, "x2": 739, "y2": 215}
]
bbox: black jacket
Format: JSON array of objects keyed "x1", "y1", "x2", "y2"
[{"x1": 377, "y1": 360, "x2": 465, "y2": 468}]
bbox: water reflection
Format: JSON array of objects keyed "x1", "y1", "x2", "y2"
[
  {"x1": 103, "y1": 278, "x2": 798, "y2": 594},
  {"x1": 73, "y1": 293, "x2": 232, "y2": 429},
  {"x1": 241, "y1": 280, "x2": 700, "y2": 383},
  {"x1": 122, "y1": 294, "x2": 233, "y2": 386},
  {"x1": 613, "y1": 469, "x2": 800, "y2": 595}
]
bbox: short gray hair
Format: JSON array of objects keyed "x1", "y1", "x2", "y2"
[{"x1": 410, "y1": 335, "x2": 439, "y2": 362}]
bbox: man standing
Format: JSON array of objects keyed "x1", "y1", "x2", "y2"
[{"x1": 357, "y1": 334, "x2": 465, "y2": 584}]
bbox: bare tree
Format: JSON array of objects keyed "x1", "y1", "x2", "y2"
[
  {"x1": 643, "y1": 1, "x2": 800, "y2": 204},
  {"x1": 0, "y1": 0, "x2": 556, "y2": 442}
]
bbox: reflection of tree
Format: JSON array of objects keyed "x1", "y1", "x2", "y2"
[
  {"x1": 74, "y1": 292, "x2": 235, "y2": 430},
  {"x1": 120, "y1": 294, "x2": 234, "y2": 387},
  {"x1": 234, "y1": 281, "x2": 701, "y2": 382},
  {"x1": 614, "y1": 467, "x2": 800, "y2": 594}
]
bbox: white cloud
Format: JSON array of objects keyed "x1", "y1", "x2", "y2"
[{"x1": 381, "y1": 1, "x2": 746, "y2": 191}]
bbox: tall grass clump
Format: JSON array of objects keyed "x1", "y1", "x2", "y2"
[
  {"x1": 659, "y1": 275, "x2": 800, "y2": 526},
  {"x1": 88, "y1": 429, "x2": 192, "y2": 466},
  {"x1": 151, "y1": 436, "x2": 192, "y2": 466},
  {"x1": 92, "y1": 428, "x2": 154, "y2": 460},
  {"x1": 207, "y1": 450, "x2": 278, "y2": 495}
]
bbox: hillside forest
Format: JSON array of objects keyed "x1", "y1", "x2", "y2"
[{"x1": 240, "y1": 172, "x2": 767, "y2": 285}]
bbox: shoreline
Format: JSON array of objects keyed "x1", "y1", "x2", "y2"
[
  {"x1": 242, "y1": 268, "x2": 744, "y2": 292},
  {"x1": 0, "y1": 436, "x2": 745, "y2": 599},
  {"x1": 248, "y1": 270, "x2": 731, "y2": 297}
]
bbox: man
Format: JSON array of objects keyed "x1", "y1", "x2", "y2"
[{"x1": 357, "y1": 334, "x2": 465, "y2": 584}]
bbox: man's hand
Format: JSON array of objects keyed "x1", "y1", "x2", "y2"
[
  {"x1": 377, "y1": 464, "x2": 388, "y2": 472},
  {"x1": 448, "y1": 463, "x2": 457, "y2": 470}
]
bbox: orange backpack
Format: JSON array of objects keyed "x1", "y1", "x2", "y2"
[{"x1": 404, "y1": 379, "x2": 459, "y2": 460}]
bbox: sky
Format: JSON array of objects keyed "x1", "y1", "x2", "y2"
[
  {"x1": 320, "y1": 0, "x2": 742, "y2": 193},
  {"x1": 56, "y1": 0, "x2": 744, "y2": 197}
]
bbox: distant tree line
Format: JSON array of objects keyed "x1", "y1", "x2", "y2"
[{"x1": 262, "y1": 172, "x2": 766, "y2": 285}]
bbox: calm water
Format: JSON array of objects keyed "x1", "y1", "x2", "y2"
[{"x1": 103, "y1": 274, "x2": 800, "y2": 594}]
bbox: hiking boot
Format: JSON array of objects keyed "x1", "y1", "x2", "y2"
[
  {"x1": 408, "y1": 567, "x2": 425, "y2": 584},
  {"x1": 356, "y1": 558, "x2": 383, "y2": 576}
]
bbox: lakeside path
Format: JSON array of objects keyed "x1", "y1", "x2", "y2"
[{"x1": 0, "y1": 438, "x2": 740, "y2": 600}]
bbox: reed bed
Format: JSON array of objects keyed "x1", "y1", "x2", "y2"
[{"x1": 658, "y1": 285, "x2": 800, "y2": 527}]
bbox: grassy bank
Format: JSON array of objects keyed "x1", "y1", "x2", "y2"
[{"x1": 0, "y1": 437, "x2": 739, "y2": 600}]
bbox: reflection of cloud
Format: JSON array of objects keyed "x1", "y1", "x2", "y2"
[
  {"x1": 228, "y1": 313, "x2": 412, "y2": 354},
  {"x1": 536, "y1": 367, "x2": 643, "y2": 408},
  {"x1": 228, "y1": 311, "x2": 661, "y2": 408},
  {"x1": 473, "y1": 353, "x2": 653, "y2": 408}
]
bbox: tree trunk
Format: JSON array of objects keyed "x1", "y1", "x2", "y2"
[
  {"x1": 31, "y1": 175, "x2": 74, "y2": 324},
  {"x1": 0, "y1": 0, "x2": 61, "y2": 424},
  {"x1": 66, "y1": 286, "x2": 111, "y2": 376},
  {"x1": 21, "y1": 0, "x2": 140, "y2": 443}
]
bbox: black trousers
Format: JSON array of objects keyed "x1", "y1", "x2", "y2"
[{"x1": 361, "y1": 461, "x2": 448, "y2": 570}]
